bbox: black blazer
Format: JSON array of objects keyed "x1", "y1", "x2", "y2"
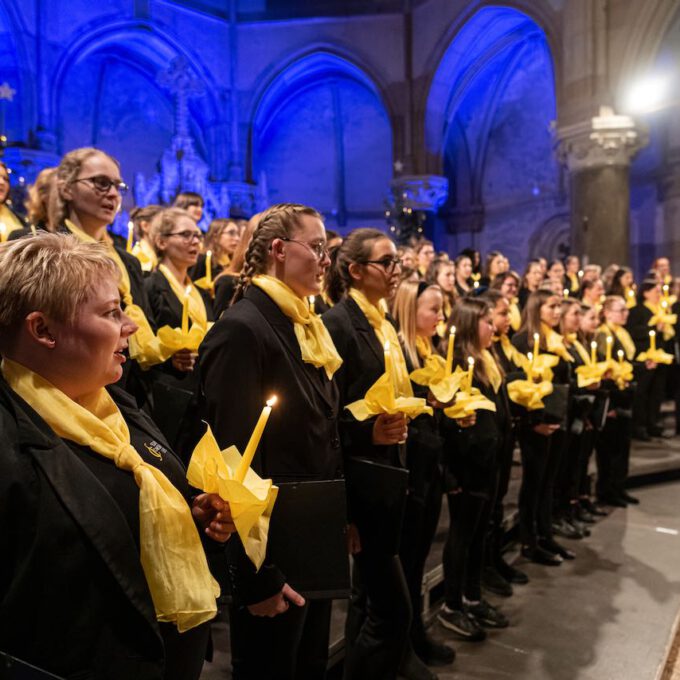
[
  {"x1": 198, "y1": 285, "x2": 342, "y2": 604},
  {"x1": 0, "y1": 378, "x2": 217, "y2": 679},
  {"x1": 212, "y1": 273, "x2": 239, "y2": 319},
  {"x1": 626, "y1": 303, "x2": 655, "y2": 356},
  {"x1": 322, "y1": 296, "x2": 401, "y2": 467}
]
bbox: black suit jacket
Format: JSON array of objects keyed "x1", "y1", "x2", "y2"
[
  {"x1": 322, "y1": 296, "x2": 401, "y2": 467},
  {"x1": 626, "y1": 303, "x2": 655, "y2": 356},
  {"x1": 0, "y1": 378, "x2": 216, "y2": 679},
  {"x1": 198, "y1": 285, "x2": 342, "y2": 604}
]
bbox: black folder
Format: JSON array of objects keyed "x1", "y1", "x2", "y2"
[
  {"x1": 344, "y1": 457, "x2": 409, "y2": 555},
  {"x1": 267, "y1": 479, "x2": 350, "y2": 600},
  {"x1": 0, "y1": 653, "x2": 63, "y2": 679}
]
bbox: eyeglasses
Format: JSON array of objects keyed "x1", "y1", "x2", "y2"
[
  {"x1": 167, "y1": 230, "x2": 204, "y2": 242},
  {"x1": 73, "y1": 175, "x2": 129, "y2": 195},
  {"x1": 280, "y1": 237, "x2": 329, "y2": 261},
  {"x1": 363, "y1": 257, "x2": 402, "y2": 273}
]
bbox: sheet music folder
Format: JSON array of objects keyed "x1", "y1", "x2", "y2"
[
  {"x1": 0, "y1": 653, "x2": 63, "y2": 680},
  {"x1": 267, "y1": 479, "x2": 350, "y2": 600}
]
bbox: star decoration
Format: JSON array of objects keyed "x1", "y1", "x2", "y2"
[{"x1": 0, "y1": 82, "x2": 16, "y2": 102}]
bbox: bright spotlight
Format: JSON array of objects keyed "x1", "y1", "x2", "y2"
[{"x1": 623, "y1": 75, "x2": 670, "y2": 114}]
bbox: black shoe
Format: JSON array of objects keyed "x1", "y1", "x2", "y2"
[
  {"x1": 438, "y1": 606, "x2": 486, "y2": 641},
  {"x1": 497, "y1": 558, "x2": 529, "y2": 585},
  {"x1": 539, "y1": 538, "x2": 575, "y2": 560},
  {"x1": 481, "y1": 566, "x2": 513, "y2": 597},
  {"x1": 621, "y1": 491, "x2": 640, "y2": 505},
  {"x1": 465, "y1": 599, "x2": 509, "y2": 629},
  {"x1": 552, "y1": 518, "x2": 583, "y2": 539},
  {"x1": 582, "y1": 498, "x2": 608, "y2": 517},
  {"x1": 633, "y1": 428, "x2": 652, "y2": 442},
  {"x1": 599, "y1": 495, "x2": 628, "y2": 508},
  {"x1": 648, "y1": 426, "x2": 665, "y2": 437},
  {"x1": 399, "y1": 647, "x2": 439, "y2": 680},
  {"x1": 568, "y1": 516, "x2": 590, "y2": 538},
  {"x1": 575, "y1": 506, "x2": 596, "y2": 524},
  {"x1": 412, "y1": 634, "x2": 456, "y2": 667},
  {"x1": 521, "y1": 545, "x2": 562, "y2": 566}
]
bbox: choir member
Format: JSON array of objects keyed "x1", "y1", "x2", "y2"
[
  {"x1": 518, "y1": 260, "x2": 543, "y2": 309},
  {"x1": 0, "y1": 161, "x2": 27, "y2": 239},
  {"x1": 454, "y1": 253, "x2": 473, "y2": 296},
  {"x1": 130, "y1": 204, "x2": 162, "y2": 273},
  {"x1": 564, "y1": 255, "x2": 581, "y2": 295},
  {"x1": 172, "y1": 191, "x2": 204, "y2": 224},
  {"x1": 416, "y1": 239, "x2": 436, "y2": 279},
  {"x1": 191, "y1": 217, "x2": 240, "y2": 281}
]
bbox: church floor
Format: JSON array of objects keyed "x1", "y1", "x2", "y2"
[{"x1": 201, "y1": 478, "x2": 680, "y2": 680}]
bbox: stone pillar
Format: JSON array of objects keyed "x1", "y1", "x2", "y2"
[
  {"x1": 660, "y1": 153, "x2": 680, "y2": 272},
  {"x1": 558, "y1": 108, "x2": 646, "y2": 267}
]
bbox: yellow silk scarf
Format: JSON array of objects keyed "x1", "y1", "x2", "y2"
[
  {"x1": 568, "y1": 336, "x2": 591, "y2": 365},
  {"x1": 568, "y1": 272, "x2": 579, "y2": 293},
  {"x1": 252, "y1": 275, "x2": 342, "y2": 380},
  {"x1": 644, "y1": 301, "x2": 676, "y2": 341},
  {"x1": 416, "y1": 336, "x2": 432, "y2": 360},
  {"x1": 497, "y1": 334, "x2": 529, "y2": 371},
  {"x1": 509, "y1": 299, "x2": 521, "y2": 332},
  {"x1": 131, "y1": 238, "x2": 158, "y2": 273},
  {"x1": 64, "y1": 220, "x2": 164, "y2": 368},
  {"x1": 480, "y1": 349, "x2": 502, "y2": 393},
  {"x1": 349, "y1": 287, "x2": 413, "y2": 396},
  {"x1": 541, "y1": 323, "x2": 574, "y2": 362},
  {"x1": 2, "y1": 359, "x2": 219, "y2": 631},
  {"x1": 600, "y1": 323, "x2": 636, "y2": 361},
  {"x1": 158, "y1": 264, "x2": 208, "y2": 329},
  {"x1": 0, "y1": 203, "x2": 24, "y2": 240}
]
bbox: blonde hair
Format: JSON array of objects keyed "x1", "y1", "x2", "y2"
[
  {"x1": 205, "y1": 217, "x2": 239, "y2": 260},
  {"x1": 25, "y1": 167, "x2": 57, "y2": 230},
  {"x1": 48, "y1": 147, "x2": 119, "y2": 230},
  {"x1": 148, "y1": 207, "x2": 195, "y2": 256},
  {"x1": 0, "y1": 233, "x2": 119, "y2": 333}
]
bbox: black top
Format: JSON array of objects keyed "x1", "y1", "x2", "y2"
[
  {"x1": 189, "y1": 252, "x2": 225, "y2": 282},
  {"x1": 626, "y1": 303, "x2": 658, "y2": 355},
  {"x1": 198, "y1": 285, "x2": 342, "y2": 604},
  {"x1": 212, "y1": 273, "x2": 239, "y2": 319},
  {"x1": 0, "y1": 378, "x2": 220, "y2": 679}
]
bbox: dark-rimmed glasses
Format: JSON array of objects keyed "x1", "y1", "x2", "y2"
[
  {"x1": 280, "y1": 237, "x2": 329, "y2": 261},
  {"x1": 167, "y1": 230, "x2": 204, "y2": 242},
  {"x1": 363, "y1": 257, "x2": 402, "y2": 273},
  {"x1": 73, "y1": 175, "x2": 129, "y2": 195}
]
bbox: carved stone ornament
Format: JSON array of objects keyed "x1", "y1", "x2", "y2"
[
  {"x1": 389, "y1": 175, "x2": 449, "y2": 211},
  {"x1": 557, "y1": 108, "x2": 648, "y2": 173}
]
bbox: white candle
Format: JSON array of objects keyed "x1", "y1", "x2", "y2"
[
  {"x1": 606, "y1": 335, "x2": 613, "y2": 362},
  {"x1": 467, "y1": 356, "x2": 475, "y2": 387},
  {"x1": 590, "y1": 340, "x2": 597, "y2": 364},
  {"x1": 205, "y1": 249, "x2": 213, "y2": 287},
  {"x1": 533, "y1": 332, "x2": 540, "y2": 359},
  {"x1": 235, "y1": 396, "x2": 277, "y2": 482}
]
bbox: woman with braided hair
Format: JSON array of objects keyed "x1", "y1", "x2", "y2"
[{"x1": 198, "y1": 203, "x2": 343, "y2": 680}]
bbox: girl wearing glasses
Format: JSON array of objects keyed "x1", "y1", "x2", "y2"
[
  {"x1": 191, "y1": 218, "x2": 240, "y2": 284},
  {"x1": 48, "y1": 147, "x2": 160, "y2": 406},
  {"x1": 198, "y1": 203, "x2": 343, "y2": 680},
  {"x1": 322, "y1": 229, "x2": 414, "y2": 680},
  {"x1": 144, "y1": 208, "x2": 214, "y2": 458}
]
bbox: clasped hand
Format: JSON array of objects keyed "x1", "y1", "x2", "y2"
[
  {"x1": 372, "y1": 412, "x2": 408, "y2": 445},
  {"x1": 191, "y1": 493, "x2": 235, "y2": 543}
]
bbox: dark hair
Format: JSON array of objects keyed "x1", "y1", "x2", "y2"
[
  {"x1": 638, "y1": 278, "x2": 659, "y2": 303},
  {"x1": 608, "y1": 267, "x2": 632, "y2": 297},
  {"x1": 326, "y1": 229, "x2": 340, "y2": 241},
  {"x1": 129, "y1": 204, "x2": 162, "y2": 238},
  {"x1": 519, "y1": 289, "x2": 560, "y2": 348},
  {"x1": 232, "y1": 203, "x2": 322, "y2": 303},
  {"x1": 479, "y1": 289, "x2": 506, "y2": 307},
  {"x1": 172, "y1": 191, "x2": 204, "y2": 209},
  {"x1": 325, "y1": 228, "x2": 391, "y2": 304},
  {"x1": 490, "y1": 270, "x2": 520, "y2": 291}
]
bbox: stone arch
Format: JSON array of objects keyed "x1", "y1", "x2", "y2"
[
  {"x1": 529, "y1": 213, "x2": 571, "y2": 262},
  {"x1": 248, "y1": 49, "x2": 394, "y2": 228}
]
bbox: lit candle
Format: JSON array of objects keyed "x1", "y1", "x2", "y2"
[
  {"x1": 0, "y1": 221, "x2": 6, "y2": 243},
  {"x1": 649, "y1": 330, "x2": 656, "y2": 352},
  {"x1": 181, "y1": 285, "x2": 191, "y2": 335},
  {"x1": 126, "y1": 221, "x2": 134, "y2": 253},
  {"x1": 663, "y1": 284, "x2": 669, "y2": 299},
  {"x1": 473, "y1": 280, "x2": 480, "y2": 290},
  {"x1": 445, "y1": 325, "x2": 456, "y2": 375},
  {"x1": 627, "y1": 289, "x2": 635, "y2": 300},
  {"x1": 309, "y1": 295, "x2": 315, "y2": 312},
  {"x1": 533, "y1": 332, "x2": 540, "y2": 359},
  {"x1": 590, "y1": 340, "x2": 597, "y2": 364},
  {"x1": 618, "y1": 349, "x2": 624, "y2": 365},
  {"x1": 606, "y1": 335, "x2": 613, "y2": 362},
  {"x1": 235, "y1": 396, "x2": 277, "y2": 482},
  {"x1": 578, "y1": 270, "x2": 584, "y2": 279},
  {"x1": 205, "y1": 249, "x2": 213, "y2": 287},
  {"x1": 661, "y1": 299, "x2": 668, "y2": 311},
  {"x1": 467, "y1": 356, "x2": 475, "y2": 387},
  {"x1": 563, "y1": 289, "x2": 569, "y2": 299}
]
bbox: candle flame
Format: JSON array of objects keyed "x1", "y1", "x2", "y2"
[
  {"x1": 309, "y1": 295, "x2": 315, "y2": 305},
  {"x1": 127, "y1": 220, "x2": 133, "y2": 230},
  {"x1": 450, "y1": 325, "x2": 456, "y2": 335},
  {"x1": 533, "y1": 332, "x2": 540, "y2": 341},
  {"x1": 266, "y1": 396, "x2": 278, "y2": 407},
  {"x1": 606, "y1": 336, "x2": 613, "y2": 344},
  {"x1": 578, "y1": 270, "x2": 584, "y2": 278},
  {"x1": 467, "y1": 356, "x2": 475, "y2": 367},
  {"x1": 650, "y1": 330, "x2": 656, "y2": 337},
  {"x1": 206, "y1": 249, "x2": 212, "y2": 257},
  {"x1": 563, "y1": 289, "x2": 569, "y2": 297},
  {"x1": 384, "y1": 341, "x2": 390, "y2": 352},
  {"x1": 618, "y1": 350, "x2": 624, "y2": 358},
  {"x1": 590, "y1": 341, "x2": 597, "y2": 349}
]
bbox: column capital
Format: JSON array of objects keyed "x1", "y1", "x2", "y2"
[
  {"x1": 557, "y1": 107, "x2": 648, "y2": 172},
  {"x1": 389, "y1": 174, "x2": 449, "y2": 211}
]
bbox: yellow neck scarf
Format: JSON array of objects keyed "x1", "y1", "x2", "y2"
[
  {"x1": 568, "y1": 272, "x2": 579, "y2": 293},
  {"x1": 159, "y1": 264, "x2": 208, "y2": 329},
  {"x1": 496, "y1": 334, "x2": 527, "y2": 370},
  {"x1": 132, "y1": 238, "x2": 158, "y2": 273},
  {"x1": 252, "y1": 275, "x2": 342, "y2": 380},
  {"x1": 416, "y1": 336, "x2": 432, "y2": 360},
  {"x1": 0, "y1": 203, "x2": 24, "y2": 240},
  {"x1": 349, "y1": 287, "x2": 413, "y2": 396},
  {"x1": 2, "y1": 358, "x2": 219, "y2": 631},
  {"x1": 480, "y1": 349, "x2": 502, "y2": 393},
  {"x1": 541, "y1": 323, "x2": 574, "y2": 362},
  {"x1": 64, "y1": 220, "x2": 164, "y2": 368},
  {"x1": 570, "y1": 337, "x2": 591, "y2": 365},
  {"x1": 509, "y1": 300, "x2": 521, "y2": 332},
  {"x1": 602, "y1": 322, "x2": 636, "y2": 361},
  {"x1": 644, "y1": 301, "x2": 676, "y2": 341}
]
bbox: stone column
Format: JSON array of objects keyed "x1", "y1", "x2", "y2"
[
  {"x1": 660, "y1": 153, "x2": 680, "y2": 272},
  {"x1": 558, "y1": 108, "x2": 647, "y2": 267}
]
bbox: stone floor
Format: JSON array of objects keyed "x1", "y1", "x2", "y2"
[{"x1": 201, "y1": 437, "x2": 680, "y2": 680}]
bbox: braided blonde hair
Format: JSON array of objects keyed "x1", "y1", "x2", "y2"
[{"x1": 232, "y1": 203, "x2": 322, "y2": 304}]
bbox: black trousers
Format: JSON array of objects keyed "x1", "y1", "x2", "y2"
[
  {"x1": 161, "y1": 621, "x2": 211, "y2": 680},
  {"x1": 633, "y1": 365, "x2": 665, "y2": 433},
  {"x1": 399, "y1": 468, "x2": 443, "y2": 644},
  {"x1": 344, "y1": 551, "x2": 412, "y2": 680},
  {"x1": 517, "y1": 425, "x2": 559, "y2": 545},
  {"x1": 442, "y1": 489, "x2": 491, "y2": 608},
  {"x1": 595, "y1": 415, "x2": 633, "y2": 499},
  {"x1": 576, "y1": 428, "x2": 596, "y2": 497},
  {"x1": 229, "y1": 600, "x2": 332, "y2": 680}
]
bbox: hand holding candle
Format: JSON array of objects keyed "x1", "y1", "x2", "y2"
[
  {"x1": 181, "y1": 285, "x2": 191, "y2": 335},
  {"x1": 235, "y1": 396, "x2": 277, "y2": 482},
  {"x1": 445, "y1": 326, "x2": 456, "y2": 375}
]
